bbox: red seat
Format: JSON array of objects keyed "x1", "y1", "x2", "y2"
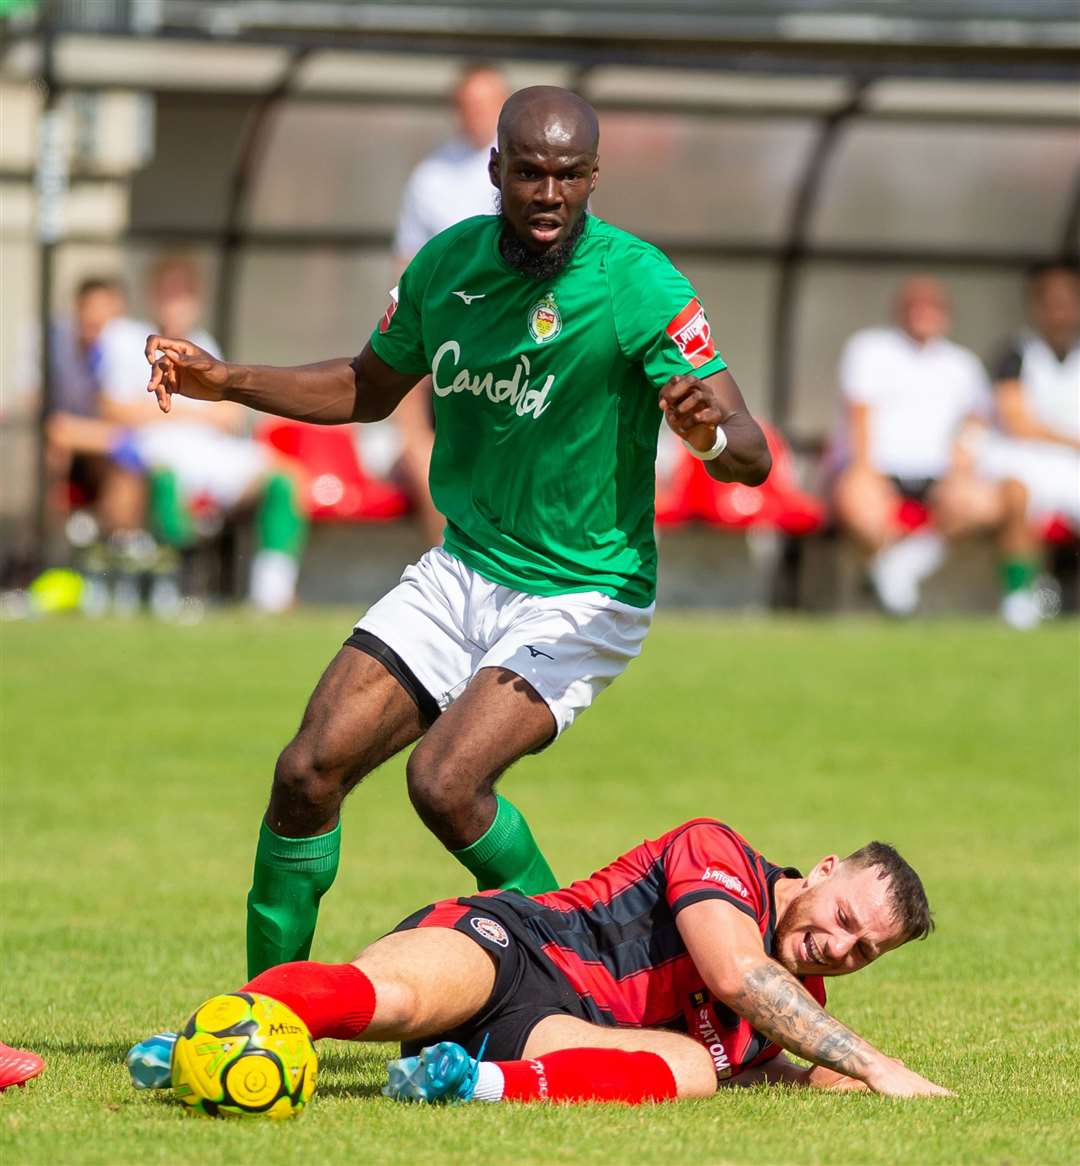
[
  {"x1": 1041, "y1": 515, "x2": 1078, "y2": 544},
  {"x1": 655, "y1": 422, "x2": 824, "y2": 536},
  {"x1": 258, "y1": 420, "x2": 409, "y2": 521}
]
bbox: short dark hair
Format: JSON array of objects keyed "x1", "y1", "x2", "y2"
[
  {"x1": 75, "y1": 276, "x2": 124, "y2": 300},
  {"x1": 843, "y1": 841, "x2": 934, "y2": 943},
  {"x1": 1026, "y1": 260, "x2": 1080, "y2": 288}
]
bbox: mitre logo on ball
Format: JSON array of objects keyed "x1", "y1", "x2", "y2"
[{"x1": 528, "y1": 293, "x2": 562, "y2": 343}]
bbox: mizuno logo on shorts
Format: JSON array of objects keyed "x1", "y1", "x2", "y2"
[{"x1": 525, "y1": 645, "x2": 554, "y2": 660}]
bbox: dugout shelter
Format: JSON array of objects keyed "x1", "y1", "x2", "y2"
[{"x1": 2, "y1": 0, "x2": 1078, "y2": 603}]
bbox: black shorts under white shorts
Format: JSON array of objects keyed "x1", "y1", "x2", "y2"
[
  {"x1": 390, "y1": 893, "x2": 594, "y2": 1061},
  {"x1": 888, "y1": 475, "x2": 939, "y2": 504}
]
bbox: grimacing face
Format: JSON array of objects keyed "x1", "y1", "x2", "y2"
[
  {"x1": 489, "y1": 132, "x2": 597, "y2": 256},
  {"x1": 773, "y1": 857, "x2": 909, "y2": 978}
]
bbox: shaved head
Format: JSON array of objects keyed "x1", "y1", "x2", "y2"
[
  {"x1": 489, "y1": 85, "x2": 600, "y2": 275},
  {"x1": 497, "y1": 86, "x2": 599, "y2": 157}
]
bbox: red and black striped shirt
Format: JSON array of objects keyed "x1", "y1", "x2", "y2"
[{"x1": 479, "y1": 818, "x2": 826, "y2": 1079}]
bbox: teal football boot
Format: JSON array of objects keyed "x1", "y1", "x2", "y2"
[
  {"x1": 383, "y1": 1041, "x2": 481, "y2": 1104},
  {"x1": 126, "y1": 1032, "x2": 178, "y2": 1089}
]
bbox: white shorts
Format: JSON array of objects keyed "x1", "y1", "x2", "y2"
[
  {"x1": 354, "y1": 547, "x2": 654, "y2": 738},
  {"x1": 975, "y1": 432, "x2": 1080, "y2": 524},
  {"x1": 133, "y1": 423, "x2": 269, "y2": 509}
]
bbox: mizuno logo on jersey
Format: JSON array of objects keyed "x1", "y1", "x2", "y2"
[
  {"x1": 431, "y1": 340, "x2": 554, "y2": 420},
  {"x1": 452, "y1": 291, "x2": 486, "y2": 304},
  {"x1": 666, "y1": 298, "x2": 715, "y2": 368}
]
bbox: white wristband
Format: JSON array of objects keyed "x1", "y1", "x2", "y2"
[{"x1": 682, "y1": 425, "x2": 728, "y2": 461}]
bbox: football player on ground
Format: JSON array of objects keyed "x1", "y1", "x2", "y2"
[
  {"x1": 141, "y1": 86, "x2": 772, "y2": 981},
  {"x1": 129, "y1": 818, "x2": 951, "y2": 1101}
]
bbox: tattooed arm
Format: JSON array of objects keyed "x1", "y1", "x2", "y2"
[{"x1": 677, "y1": 900, "x2": 952, "y2": 1097}]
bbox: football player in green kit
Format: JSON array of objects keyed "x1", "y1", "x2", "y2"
[{"x1": 141, "y1": 87, "x2": 772, "y2": 982}]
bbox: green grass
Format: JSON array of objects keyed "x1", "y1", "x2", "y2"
[{"x1": 1, "y1": 611, "x2": 1078, "y2": 1165}]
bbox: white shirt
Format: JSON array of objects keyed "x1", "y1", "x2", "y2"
[
  {"x1": 393, "y1": 137, "x2": 497, "y2": 259},
  {"x1": 98, "y1": 316, "x2": 222, "y2": 421},
  {"x1": 1014, "y1": 332, "x2": 1080, "y2": 440},
  {"x1": 839, "y1": 327, "x2": 990, "y2": 479}
]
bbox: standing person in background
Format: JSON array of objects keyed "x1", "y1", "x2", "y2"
[
  {"x1": 832, "y1": 276, "x2": 1039, "y2": 627},
  {"x1": 94, "y1": 256, "x2": 309, "y2": 612},
  {"x1": 391, "y1": 64, "x2": 510, "y2": 546},
  {"x1": 982, "y1": 263, "x2": 1080, "y2": 537}
]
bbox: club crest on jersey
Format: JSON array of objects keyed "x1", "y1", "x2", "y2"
[
  {"x1": 528, "y1": 293, "x2": 562, "y2": 344},
  {"x1": 666, "y1": 297, "x2": 715, "y2": 368},
  {"x1": 469, "y1": 916, "x2": 509, "y2": 948}
]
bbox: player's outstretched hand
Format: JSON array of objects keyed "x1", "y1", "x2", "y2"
[
  {"x1": 144, "y1": 335, "x2": 232, "y2": 414},
  {"x1": 865, "y1": 1056, "x2": 955, "y2": 1098},
  {"x1": 659, "y1": 374, "x2": 723, "y2": 453}
]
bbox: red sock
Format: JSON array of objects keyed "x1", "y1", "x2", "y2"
[
  {"x1": 240, "y1": 961, "x2": 375, "y2": 1041},
  {"x1": 494, "y1": 1048, "x2": 677, "y2": 1103}
]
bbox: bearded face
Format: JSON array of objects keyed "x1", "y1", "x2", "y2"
[{"x1": 772, "y1": 861, "x2": 908, "y2": 978}]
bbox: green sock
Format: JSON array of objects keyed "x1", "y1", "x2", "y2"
[
  {"x1": 1000, "y1": 558, "x2": 1038, "y2": 594},
  {"x1": 246, "y1": 820, "x2": 341, "y2": 978},
  {"x1": 257, "y1": 471, "x2": 308, "y2": 557},
  {"x1": 148, "y1": 468, "x2": 193, "y2": 548},
  {"x1": 451, "y1": 795, "x2": 558, "y2": 896}
]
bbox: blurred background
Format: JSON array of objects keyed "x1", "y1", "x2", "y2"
[{"x1": 1, "y1": 0, "x2": 1077, "y2": 620}]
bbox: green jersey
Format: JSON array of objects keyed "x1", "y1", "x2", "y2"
[{"x1": 369, "y1": 214, "x2": 727, "y2": 607}]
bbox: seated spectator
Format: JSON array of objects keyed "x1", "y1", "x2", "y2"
[
  {"x1": 832, "y1": 276, "x2": 1039, "y2": 627},
  {"x1": 55, "y1": 256, "x2": 309, "y2": 613},
  {"x1": 40, "y1": 276, "x2": 128, "y2": 529},
  {"x1": 981, "y1": 262, "x2": 1080, "y2": 535}
]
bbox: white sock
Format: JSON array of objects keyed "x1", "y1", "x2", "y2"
[
  {"x1": 869, "y1": 532, "x2": 945, "y2": 615},
  {"x1": 471, "y1": 1061, "x2": 505, "y2": 1102},
  {"x1": 249, "y1": 550, "x2": 299, "y2": 613},
  {"x1": 894, "y1": 531, "x2": 946, "y2": 582}
]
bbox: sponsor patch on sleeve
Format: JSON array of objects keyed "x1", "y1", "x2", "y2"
[
  {"x1": 701, "y1": 866, "x2": 750, "y2": 899},
  {"x1": 665, "y1": 298, "x2": 715, "y2": 368},
  {"x1": 378, "y1": 286, "x2": 399, "y2": 334}
]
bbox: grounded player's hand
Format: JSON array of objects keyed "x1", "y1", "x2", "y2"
[
  {"x1": 865, "y1": 1057, "x2": 954, "y2": 1098},
  {"x1": 144, "y1": 335, "x2": 232, "y2": 413},
  {"x1": 659, "y1": 374, "x2": 724, "y2": 453}
]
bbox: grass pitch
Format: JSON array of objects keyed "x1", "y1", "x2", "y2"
[{"x1": 1, "y1": 611, "x2": 1077, "y2": 1165}]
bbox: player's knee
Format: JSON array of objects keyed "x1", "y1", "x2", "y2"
[
  {"x1": 671, "y1": 1045, "x2": 719, "y2": 1099},
  {"x1": 350, "y1": 962, "x2": 418, "y2": 1032},
  {"x1": 405, "y1": 751, "x2": 475, "y2": 825},
  {"x1": 273, "y1": 739, "x2": 344, "y2": 811}
]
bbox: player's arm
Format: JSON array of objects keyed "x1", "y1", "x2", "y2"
[
  {"x1": 676, "y1": 899, "x2": 952, "y2": 1097},
  {"x1": 848, "y1": 402, "x2": 874, "y2": 468},
  {"x1": 659, "y1": 369, "x2": 771, "y2": 485},
  {"x1": 995, "y1": 378, "x2": 1080, "y2": 449},
  {"x1": 144, "y1": 336, "x2": 418, "y2": 426}
]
